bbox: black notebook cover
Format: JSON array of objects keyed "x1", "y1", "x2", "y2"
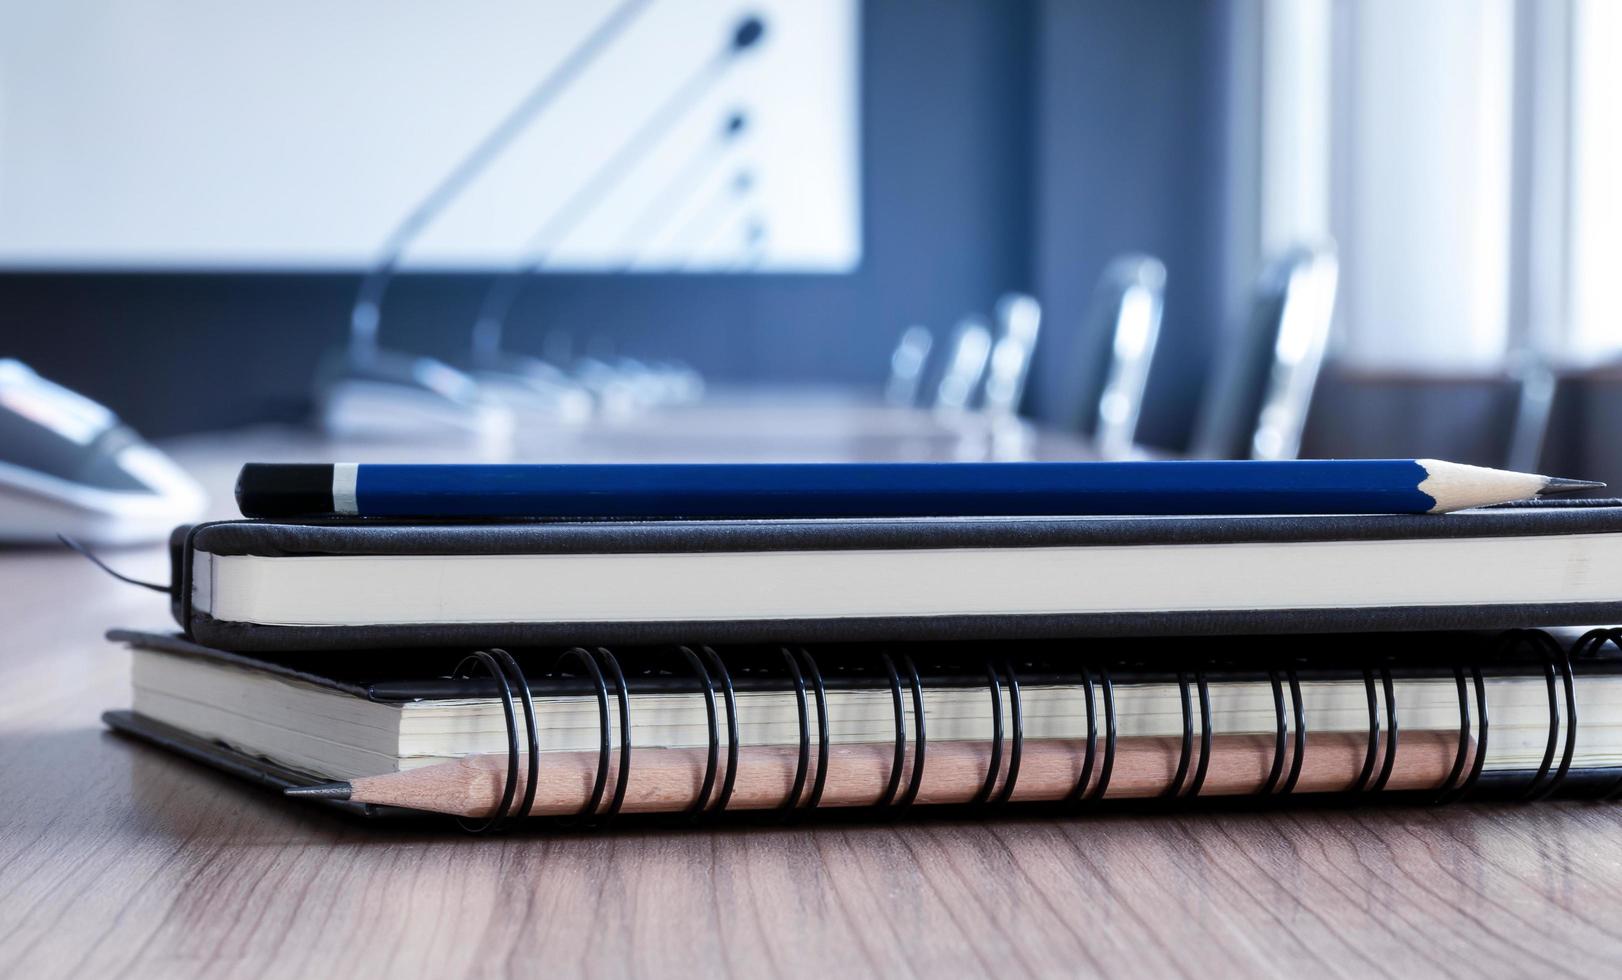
[{"x1": 175, "y1": 504, "x2": 1622, "y2": 653}]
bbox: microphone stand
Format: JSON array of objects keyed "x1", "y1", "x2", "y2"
[
  {"x1": 478, "y1": 107, "x2": 756, "y2": 422},
  {"x1": 466, "y1": 15, "x2": 767, "y2": 412},
  {"x1": 314, "y1": 0, "x2": 655, "y2": 442}
]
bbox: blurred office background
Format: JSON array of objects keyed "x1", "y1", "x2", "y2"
[{"x1": 1, "y1": 0, "x2": 1617, "y2": 476}]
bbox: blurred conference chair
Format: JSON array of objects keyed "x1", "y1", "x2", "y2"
[
  {"x1": 1191, "y1": 244, "x2": 1339, "y2": 460},
  {"x1": 885, "y1": 325, "x2": 935, "y2": 407},
  {"x1": 1505, "y1": 350, "x2": 1558, "y2": 473},
  {"x1": 934, "y1": 316, "x2": 995, "y2": 415},
  {"x1": 1071, "y1": 255, "x2": 1166, "y2": 459},
  {"x1": 982, "y1": 293, "x2": 1043, "y2": 422}
]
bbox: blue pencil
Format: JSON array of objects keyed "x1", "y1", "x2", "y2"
[{"x1": 234, "y1": 460, "x2": 1603, "y2": 520}]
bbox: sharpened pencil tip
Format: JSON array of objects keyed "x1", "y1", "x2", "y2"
[
  {"x1": 1538, "y1": 477, "x2": 1608, "y2": 497},
  {"x1": 284, "y1": 781, "x2": 353, "y2": 801}
]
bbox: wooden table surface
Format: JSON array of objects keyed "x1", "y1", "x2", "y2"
[{"x1": 5, "y1": 422, "x2": 1622, "y2": 978}]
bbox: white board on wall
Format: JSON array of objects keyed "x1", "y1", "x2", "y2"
[{"x1": 0, "y1": 1, "x2": 860, "y2": 272}]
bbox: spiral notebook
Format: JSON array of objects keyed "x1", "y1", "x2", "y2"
[
  {"x1": 173, "y1": 503, "x2": 1622, "y2": 652},
  {"x1": 105, "y1": 627, "x2": 1622, "y2": 829}
]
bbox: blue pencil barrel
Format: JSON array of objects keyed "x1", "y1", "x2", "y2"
[{"x1": 345, "y1": 460, "x2": 1438, "y2": 518}]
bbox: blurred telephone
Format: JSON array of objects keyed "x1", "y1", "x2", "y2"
[{"x1": 0, "y1": 360, "x2": 205, "y2": 546}]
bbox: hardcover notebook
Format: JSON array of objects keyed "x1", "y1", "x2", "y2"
[
  {"x1": 105, "y1": 627, "x2": 1622, "y2": 830},
  {"x1": 173, "y1": 504, "x2": 1622, "y2": 652}
]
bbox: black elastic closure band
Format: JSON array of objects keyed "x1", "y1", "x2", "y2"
[
  {"x1": 594, "y1": 647, "x2": 633, "y2": 820},
  {"x1": 451, "y1": 650, "x2": 523, "y2": 834},
  {"x1": 676, "y1": 646, "x2": 721, "y2": 817},
  {"x1": 700, "y1": 646, "x2": 740, "y2": 813},
  {"x1": 554, "y1": 647, "x2": 612, "y2": 823},
  {"x1": 876, "y1": 653, "x2": 908, "y2": 809},
  {"x1": 990, "y1": 659, "x2": 1024, "y2": 806},
  {"x1": 971, "y1": 661, "x2": 1005, "y2": 806},
  {"x1": 895, "y1": 654, "x2": 927, "y2": 811}
]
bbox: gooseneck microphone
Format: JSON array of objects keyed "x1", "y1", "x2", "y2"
[
  {"x1": 346, "y1": 0, "x2": 656, "y2": 362},
  {"x1": 470, "y1": 15, "x2": 768, "y2": 362}
]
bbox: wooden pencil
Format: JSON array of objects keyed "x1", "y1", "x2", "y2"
[{"x1": 286, "y1": 730, "x2": 1469, "y2": 818}]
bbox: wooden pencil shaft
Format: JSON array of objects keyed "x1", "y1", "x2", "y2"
[{"x1": 344, "y1": 730, "x2": 1469, "y2": 818}]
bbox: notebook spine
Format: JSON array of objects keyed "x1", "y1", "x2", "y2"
[{"x1": 405, "y1": 629, "x2": 1622, "y2": 833}]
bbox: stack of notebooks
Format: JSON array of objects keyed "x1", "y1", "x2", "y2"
[{"x1": 106, "y1": 491, "x2": 1622, "y2": 831}]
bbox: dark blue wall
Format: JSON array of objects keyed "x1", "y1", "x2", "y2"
[
  {"x1": 1027, "y1": 0, "x2": 1230, "y2": 451},
  {"x1": 0, "y1": 0, "x2": 1226, "y2": 442}
]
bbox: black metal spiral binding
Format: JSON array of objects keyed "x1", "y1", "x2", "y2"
[
  {"x1": 451, "y1": 649, "x2": 527, "y2": 834},
  {"x1": 490, "y1": 649, "x2": 541, "y2": 830},
  {"x1": 1065, "y1": 666, "x2": 1099, "y2": 806},
  {"x1": 1094, "y1": 669, "x2": 1118, "y2": 801},
  {"x1": 1188, "y1": 671, "x2": 1213, "y2": 798},
  {"x1": 1164, "y1": 672, "x2": 1196, "y2": 798},
  {"x1": 780, "y1": 647, "x2": 812, "y2": 814},
  {"x1": 799, "y1": 648, "x2": 831, "y2": 809},
  {"x1": 971, "y1": 662, "x2": 1005, "y2": 806},
  {"x1": 1519, "y1": 631, "x2": 1578, "y2": 802},
  {"x1": 1369, "y1": 667, "x2": 1399, "y2": 794},
  {"x1": 1163, "y1": 671, "x2": 1213, "y2": 799},
  {"x1": 773, "y1": 647, "x2": 831, "y2": 814},
  {"x1": 1280, "y1": 669, "x2": 1306, "y2": 795},
  {"x1": 1436, "y1": 664, "x2": 1491, "y2": 805},
  {"x1": 554, "y1": 647, "x2": 612, "y2": 824},
  {"x1": 1440, "y1": 665, "x2": 1485, "y2": 804},
  {"x1": 990, "y1": 658, "x2": 1024, "y2": 806},
  {"x1": 594, "y1": 647, "x2": 633, "y2": 820},
  {"x1": 676, "y1": 646, "x2": 721, "y2": 817},
  {"x1": 430, "y1": 629, "x2": 1609, "y2": 832},
  {"x1": 1436, "y1": 666, "x2": 1472, "y2": 801},
  {"x1": 895, "y1": 654, "x2": 927, "y2": 811},
  {"x1": 1260, "y1": 671, "x2": 1287, "y2": 796},
  {"x1": 1348, "y1": 668, "x2": 1381, "y2": 795},
  {"x1": 876, "y1": 653, "x2": 908, "y2": 809},
  {"x1": 699, "y1": 646, "x2": 740, "y2": 813},
  {"x1": 1504, "y1": 630, "x2": 1565, "y2": 801}
]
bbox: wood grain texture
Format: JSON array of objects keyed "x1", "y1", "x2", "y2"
[{"x1": 5, "y1": 425, "x2": 1622, "y2": 979}]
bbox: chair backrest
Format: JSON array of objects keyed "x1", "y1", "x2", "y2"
[
  {"x1": 933, "y1": 316, "x2": 994, "y2": 413},
  {"x1": 1505, "y1": 350, "x2": 1557, "y2": 472},
  {"x1": 1192, "y1": 245, "x2": 1339, "y2": 460},
  {"x1": 1072, "y1": 255, "x2": 1166, "y2": 458},
  {"x1": 884, "y1": 325, "x2": 935, "y2": 407},
  {"x1": 982, "y1": 293, "x2": 1042, "y2": 420}
]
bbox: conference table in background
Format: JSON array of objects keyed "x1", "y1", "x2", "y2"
[{"x1": 4, "y1": 413, "x2": 1622, "y2": 978}]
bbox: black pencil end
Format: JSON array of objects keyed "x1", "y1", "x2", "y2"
[
  {"x1": 284, "y1": 781, "x2": 353, "y2": 801},
  {"x1": 1538, "y1": 477, "x2": 1608, "y2": 497}
]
